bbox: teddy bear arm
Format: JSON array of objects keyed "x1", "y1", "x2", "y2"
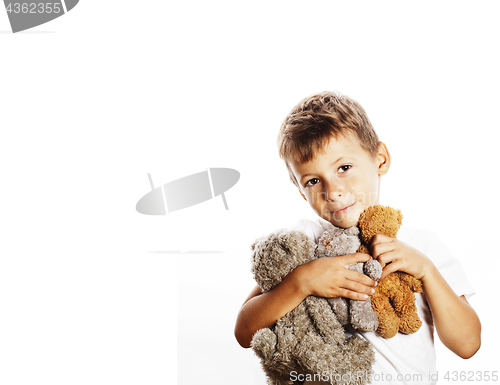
[
  {"x1": 343, "y1": 262, "x2": 381, "y2": 331},
  {"x1": 297, "y1": 334, "x2": 374, "y2": 385},
  {"x1": 326, "y1": 297, "x2": 349, "y2": 326},
  {"x1": 393, "y1": 287, "x2": 422, "y2": 335},
  {"x1": 349, "y1": 298, "x2": 379, "y2": 332},
  {"x1": 364, "y1": 259, "x2": 382, "y2": 281},
  {"x1": 390, "y1": 274, "x2": 422, "y2": 334},
  {"x1": 304, "y1": 296, "x2": 346, "y2": 346},
  {"x1": 251, "y1": 327, "x2": 297, "y2": 385},
  {"x1": 300, "y1": 297, "x2": 376, "y2": 381},
  {"x1": 371, "y1": 276, "x2": 401, "y2": 338},
  {"x1": 252, "y1": 310, "x2": 305, "y2": 383},
  {"x1": 251, "y1": 327, "x2": 278, "y2": 362},
  {"x1": 398, "y1": 271, "x2": 423, "y2": 293},
  {"x1": 347, "y1": 261, "x2": 364, "y2": 274}
]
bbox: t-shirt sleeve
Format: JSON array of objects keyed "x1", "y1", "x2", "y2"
[{"x1": 417, "y1": 230, "x2": 476, "y2": 300}]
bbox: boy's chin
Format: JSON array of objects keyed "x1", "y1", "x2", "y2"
[
  {"x1": 323, "y1": 215, "x2": 359, "y2": 229},
  {"x1": 320, "y1": 208, "x2": 364, "y2": 229},
  {"x1": 329, "y1": 219, "x2": 359, "y2": 229}
]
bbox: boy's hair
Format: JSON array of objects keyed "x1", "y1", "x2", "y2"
[{"x1": 277, "y1": 91, "x2": 380, "y2": 188}]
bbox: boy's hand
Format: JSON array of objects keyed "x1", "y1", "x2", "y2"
[
  {"x1": 371, "y1": 234, "x2": 433, "y2": 281},
  {"x1": 294, "y1": 253, "x2": 377, "y2": 301}
]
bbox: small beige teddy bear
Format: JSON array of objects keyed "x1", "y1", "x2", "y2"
[{"x1": 316, "y1": 225, "x2": 382, "y2": 332}]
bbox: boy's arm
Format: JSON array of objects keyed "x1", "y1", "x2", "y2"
[
  {"x1": 371, "y1": 234, "x2": 481, "y2": 359},
  {"x1": 234, "y1": 272, "x2": 306, "y2": 349},
  {"x1": 234, "y1": 253, "x2": 377, "y2": 348},
  {"x1": 420, "y1": 266, "x2": 481, "y2": 358}
]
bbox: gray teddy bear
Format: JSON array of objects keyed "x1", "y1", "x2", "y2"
[
  {"x1": 316, "y1": 226, "x2": 382, "y2": 332},
  {"x1": 250, "y1": 229, "x2": 375, "y2": 385}
]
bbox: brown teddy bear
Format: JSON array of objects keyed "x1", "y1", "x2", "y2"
[
  {"x1": 250, "y1": 229, "x2": 375, "y2": 385},
  {"x1": 357, "y1": 205, "x2": 423, "y2": 339}
]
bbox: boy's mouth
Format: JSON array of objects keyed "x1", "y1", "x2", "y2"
[{"x1": 331, "y1": 202, "x2": 356, "y2": 215}]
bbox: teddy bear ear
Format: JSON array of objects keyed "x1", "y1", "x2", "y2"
[
  {"x1": 386, "y1": 207, "x2": 403, "y2": 228},
  {"x1": 397, "y1": 209, "x2": 403, "y2": 225},
  {"x1": 346, "y1": 226, "x2": 360, "y2": 236},
  {"x1": 250, "y1": 237, "x2": 261, "y2": 251},
  {"x1": 358, "y1": 205, "x2": 373, "y2": 225}
]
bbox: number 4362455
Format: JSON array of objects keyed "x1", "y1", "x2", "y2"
[{"x1": 6, "y1": 3, "x2": 62, "y2": 14}]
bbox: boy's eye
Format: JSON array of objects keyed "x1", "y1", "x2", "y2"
[
  {"x1": 305, "y1": 178, "x2": 320, "y2": 187},
  {"x1": 338, "y1": 165, "x2": 351, "y2": 173}
]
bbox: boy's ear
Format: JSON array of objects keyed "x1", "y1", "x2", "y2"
[
  {"x1": 298, "y1": 188, "x2": 307, "y2": 201},
  {"x1": 377, "y1": 142, "x2": 391, "y2": 175}
]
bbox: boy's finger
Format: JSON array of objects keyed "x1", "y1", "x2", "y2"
[
  {"x1": 377, "y1": 251, "x2": 398, "y2": 269},
  {"x1": 380, "y1": 260, "x2": 403, "y2": 280},
  {"x1": 344, "y1": 269, "x2": 377, "y2": 289},
  {"x1": 341, "y1": 276, "x2": 376, "y2": 299},
  {"x1": 371, "y1": 233, "x2": 393, "y2": 245},
  {"x1": 341, "y1": 289, "x2": 371, "y2": 301},
  {"x1": 371, "y1": 241, "x2": 394, "y2": 259},
  {"x1": 340, "y1": 252, "x2": 371, "y2": 267}
]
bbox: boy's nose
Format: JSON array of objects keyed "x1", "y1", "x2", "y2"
[
  {"x1": 326, "y1": 190, "x2": 342, "y2": 202},
  {"x1": 323, "y1": 181, "x2": 343, "y2": 202}
]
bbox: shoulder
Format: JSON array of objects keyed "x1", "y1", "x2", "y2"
[
  {"x1": 398, "y1": 225, "x2": 476, "y2": 299},
  {"x1": 290, "y1": 217, "x2": 333, "y2": 243},
  {"x1": 398, "y1": 225, "x2": 456, "y2": 261},
  {"x1": 398, "y1": 225, "x2": 455, "y2": 265},
  {"x1": 397, "y1": 225, "x2": 440, "y2": 251}
]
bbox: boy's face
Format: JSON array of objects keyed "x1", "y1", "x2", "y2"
[{"x1": 289, "y1": 133, "x2": 390, "y2": 228}]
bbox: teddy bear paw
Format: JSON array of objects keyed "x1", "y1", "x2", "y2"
[
  {"x1": 251, "y1": 328, "x2": 277, "y2": 361},
  {"x1": 364, "y1": 259, "x2": 382, "y2": 281},
  {"x1": 398, "y1": 313, "x2": 422, "y2": 335},
  {"x1": 350, "y1": 302, "x2": 379, "y2": 332}
]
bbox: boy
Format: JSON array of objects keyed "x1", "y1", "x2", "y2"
[{"x1": 234, "y1": 91, "x2": 481, "y2": 384}]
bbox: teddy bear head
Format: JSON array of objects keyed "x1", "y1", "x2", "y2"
[
  {"x1": 358, "y1": 205, "x2": 403, "y2": 245},
  {"x1": 316, "y1": 226, "x2": 360, "y2": 258},
  {"x1": 251, "y1": 229, "x2": 317, "y2": 293}
]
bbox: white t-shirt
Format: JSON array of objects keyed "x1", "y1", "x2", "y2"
[{"x1": 291, "y1": 217, "x2": 476, "y2": 385}]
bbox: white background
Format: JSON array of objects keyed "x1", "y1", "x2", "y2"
[{"x1": 1, "y1": 1, "x2": 499, "y2": 384}]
